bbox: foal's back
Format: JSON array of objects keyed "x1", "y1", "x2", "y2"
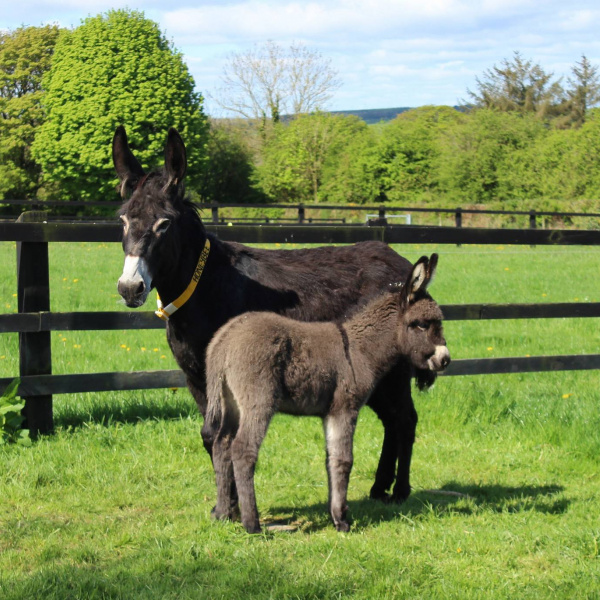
[{"x1": 207, "y1": 311, "x2": 350, "y2": 417}]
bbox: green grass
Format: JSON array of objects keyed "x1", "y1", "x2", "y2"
[{"x1": 1, "y1": 241, "x2": 600, "y2": 598}]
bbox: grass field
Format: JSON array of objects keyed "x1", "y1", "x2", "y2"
[{"x1": 1, "y1": 240, "x2": 599, "y2": 599}]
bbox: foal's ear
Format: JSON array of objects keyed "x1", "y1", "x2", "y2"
[
  {"x1": 426, "y1": 253, "x2": 438, "y2": 284},
  {"x1": 164, "y1": 128, "x2": 187, "y2": 189},
  {"x1": 112, "y1": 126, "x2": 145, "y2": 198},
  {"x1": 402, "y1": 255, "x2": 429, "y2": 303}
]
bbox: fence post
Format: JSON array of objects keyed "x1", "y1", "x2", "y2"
[
  {"x1": 455, "y1": 207, "x2": 462, "y2": 247},
  {"x1": 16, "y1": 211, "x2": 53, "y2": 435},
  {"x1": 529, "y1": 209, "x2": 537, "y2": 248},
  {"x1": 298, "y1": 204, "x2": 305, "y2": 224},
  {"x1": 211, "y1": 204, "x2": 219, "y2": 224}
]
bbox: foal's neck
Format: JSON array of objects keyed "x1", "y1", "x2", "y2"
[{"x1": 344, "y1": 293, "x2": 401, "y2": 376}]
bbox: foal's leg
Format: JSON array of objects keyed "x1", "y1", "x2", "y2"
[
  {"x1": 323, "y1": 408, "x2": 358, "y2": 532},
  {"x1": 231, "y1": 405, "x2": 273, "y2": 534},
  {"x1": 212, "y1": 429, "x2": 239, "y2": 521}
]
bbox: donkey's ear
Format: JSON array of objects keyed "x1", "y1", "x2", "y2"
[
  {"x1": 112, "y1": 126, "x2": 145, "y2": 198},
  {"x1": 402, "y1": 255, "x2": 429, "y2": 303},
  {"x1": 164, "y1": 128, "x2": 187, "y2": 188}
]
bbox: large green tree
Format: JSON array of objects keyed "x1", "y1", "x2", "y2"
[
  {"x1": 0, "y1": 25, "x2": 61, "y2": 199},
  {"x1": 32, "y1": 9, "x2": 208, "y2": 201}
]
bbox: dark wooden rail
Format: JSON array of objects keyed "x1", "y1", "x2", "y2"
[{"x1": 1, "y1": 218, "x2": 599, "y2": 434}]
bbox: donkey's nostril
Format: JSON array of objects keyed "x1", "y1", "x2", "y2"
[{"x1": 135, "y1": 281, "x2": 145, "y2": 296}]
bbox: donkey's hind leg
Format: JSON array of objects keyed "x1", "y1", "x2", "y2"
[
  {"x1": 367, "y1": 361, "x2": 416, "y2": 503},
  {"x1": 231, "y1": 403, "x2": 273, "y2": 534},
  {"x1": 323, "y1": 408, "x2": 358, "y2": 532}
]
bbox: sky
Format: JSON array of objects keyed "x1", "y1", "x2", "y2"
[{"x1": 3, "y1": 0, "x2": 600, "y2": 116}]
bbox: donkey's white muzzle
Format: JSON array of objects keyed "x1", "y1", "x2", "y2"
[{"x1": 117, "y1": 255, "x2": 152, "y2": 307}]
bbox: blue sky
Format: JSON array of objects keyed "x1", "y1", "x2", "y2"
[{"x1": 3, "y1": 1, "x2": 600, "y2": 115}]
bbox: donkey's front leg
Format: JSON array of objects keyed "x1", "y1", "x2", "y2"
[{"x1": 323, "y1": 409, "x2": 358, "y2": 532}]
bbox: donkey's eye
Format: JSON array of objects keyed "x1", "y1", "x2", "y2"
[
  {"x1": 120, "y1": 215, "x2": 130, "y2": 233},
  {"x1": 411, "y1": 321, "x2": 429, "y2": 331},
  {"x1": 153, "y1": 218, "x2": 171, "y2": 235}
]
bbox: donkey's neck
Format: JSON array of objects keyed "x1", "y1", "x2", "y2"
[
  {"x1": 152, "y1": 211, "x2": 207, "y2": 307},
  {"x1": 344, "y1": 293, "x2": 401, "y2": 378}
]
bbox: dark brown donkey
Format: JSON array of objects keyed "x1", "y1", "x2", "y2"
[
  {"x1": 205, "y1": 255, "x2": 449, "y2": 533},
  {"x1": 113, "y1": 126, "x2": 440, "y2": 508}
]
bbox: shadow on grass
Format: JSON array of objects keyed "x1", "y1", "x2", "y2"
[
  {"x1": 268, "y1": 481, "x2": 568, "y2": 533},
  {"x1": 54, "y1": 392, "x2": 199, "y2": 431}
]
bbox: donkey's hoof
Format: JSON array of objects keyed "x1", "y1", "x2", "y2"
[
  {"x1": 390, "y1": 486, "x2": 411, "y2": 504},
  {"x1": 369, "y1": 486, "x2": 391, "y2": 502}
]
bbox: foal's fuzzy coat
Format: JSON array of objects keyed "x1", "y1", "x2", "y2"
[{"x1": 204, "y1": 254, "x2": 449, "y2": 533}]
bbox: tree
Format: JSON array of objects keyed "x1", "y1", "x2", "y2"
[
  {"x1": 255, "y1": 113, "x2": 365, "y2": 202},
  {"x1": 0, "y1": 25, "x2": 61, "y2": 199},
  {"x1": 32, "y1": 9, "x2": 209, "y2": 201},
  {"x1": 437, "y1": 109, "x2": 546, "y2": 205},
  {"x1": 214, "y1": 41, "x2": 341, "y2": 123},
  {"x1": 562, "y1": 55, "x2": 600, "y2": 128},
  {"x1": 467, "y1": 52, "x2": 564, "y2": 120},
  {"x1": 197, "y1": 120, "x2": 266, "y2": 204}
]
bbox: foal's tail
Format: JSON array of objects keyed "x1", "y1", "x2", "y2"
[{"x1": 202, "y1": 364, "x2": 240, "y2": 451}]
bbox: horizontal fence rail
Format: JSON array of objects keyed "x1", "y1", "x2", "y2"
[
  {"x1": 3, "y1": 303, "x2": 600, "y2": 334},
  {"x1": 1, "y1": 217, "x2": 598, "y2": 433},
  {"x1": 2, "y1": 222, "x2": 600, "y2": 246},
  {"x1": 5, "y1": 353, "x2": 600, "y2": 397}
]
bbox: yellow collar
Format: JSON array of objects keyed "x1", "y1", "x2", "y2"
[{"x1": 155, "y1": 238, "x2": 211, "y2": 321}]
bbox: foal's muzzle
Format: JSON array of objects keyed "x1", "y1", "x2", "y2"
[{"x1": 427, "y1": 345, "x2": 451, "y2": 372}]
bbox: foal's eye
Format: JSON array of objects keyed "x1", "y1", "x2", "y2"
[
  {"x1": 411, "y1": 321, "x2": 429, "y2": 331},
  {"x1": 120, "y1": 215, "x2": 129, "y2": 233}
]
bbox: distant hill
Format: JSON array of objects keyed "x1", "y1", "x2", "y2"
[{"x1": 329, "y1": 107, "x2": 412, "y2": 124}]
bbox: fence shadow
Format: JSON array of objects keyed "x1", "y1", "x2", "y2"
[
  {"x1": 54, "y1": 391, "x2": 198, "y2": 431},
  {"x1": 268, "y1": 481, "x2": 568, "y2": 533}
]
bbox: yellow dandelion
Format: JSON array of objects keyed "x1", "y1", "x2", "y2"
[
  {"x1": 141, "y1": 347, "x2": 146, "y2": 352},
  {"x1": 153, "y1": 348, "x2": 159, "y2": 352},
  {"x1": 457, "y1": 547, "x2": 462, "y2": 553},
  {"x1": 504, "y1": 267, "x2": 509, "y2": 271},
  {"x1": 63, "y1": 277, "x2": 67, "y2": 282},
  {"x1": 0, "y1": 355, "x2": 5, "y2": 360},
  {"x1": 542, "y1": 293, "x2": 547, "y2": 297},
  {"x1": 160, "y1": 355, "x2": 167, "y2": 359},
  {"x1": 73, "y1": 278, "x2": 79, "y2": 283},
  {"x1": 562, "y1": 393, "x2": 571, "y2": 399},
  {"x1": 12, "y1": 293, "x2": 17, "y2": 298},
  {"x1": 487, "y1": 347, "x2": 493, "y2": 351}
]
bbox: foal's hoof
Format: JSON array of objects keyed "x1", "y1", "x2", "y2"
[
  {"x1": 242, "y1": 520, "x2": 262, "y2": 534},
  {"x1": 335, "y1": 521, "x2": 350, "y2": 533},
  {"x1": 211, "y1": 505, "x2": 240, "y2": 522}
]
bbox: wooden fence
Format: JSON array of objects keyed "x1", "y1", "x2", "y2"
[{"x1": 1, "y1": 217, "x2": 599, "y2": 434}]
